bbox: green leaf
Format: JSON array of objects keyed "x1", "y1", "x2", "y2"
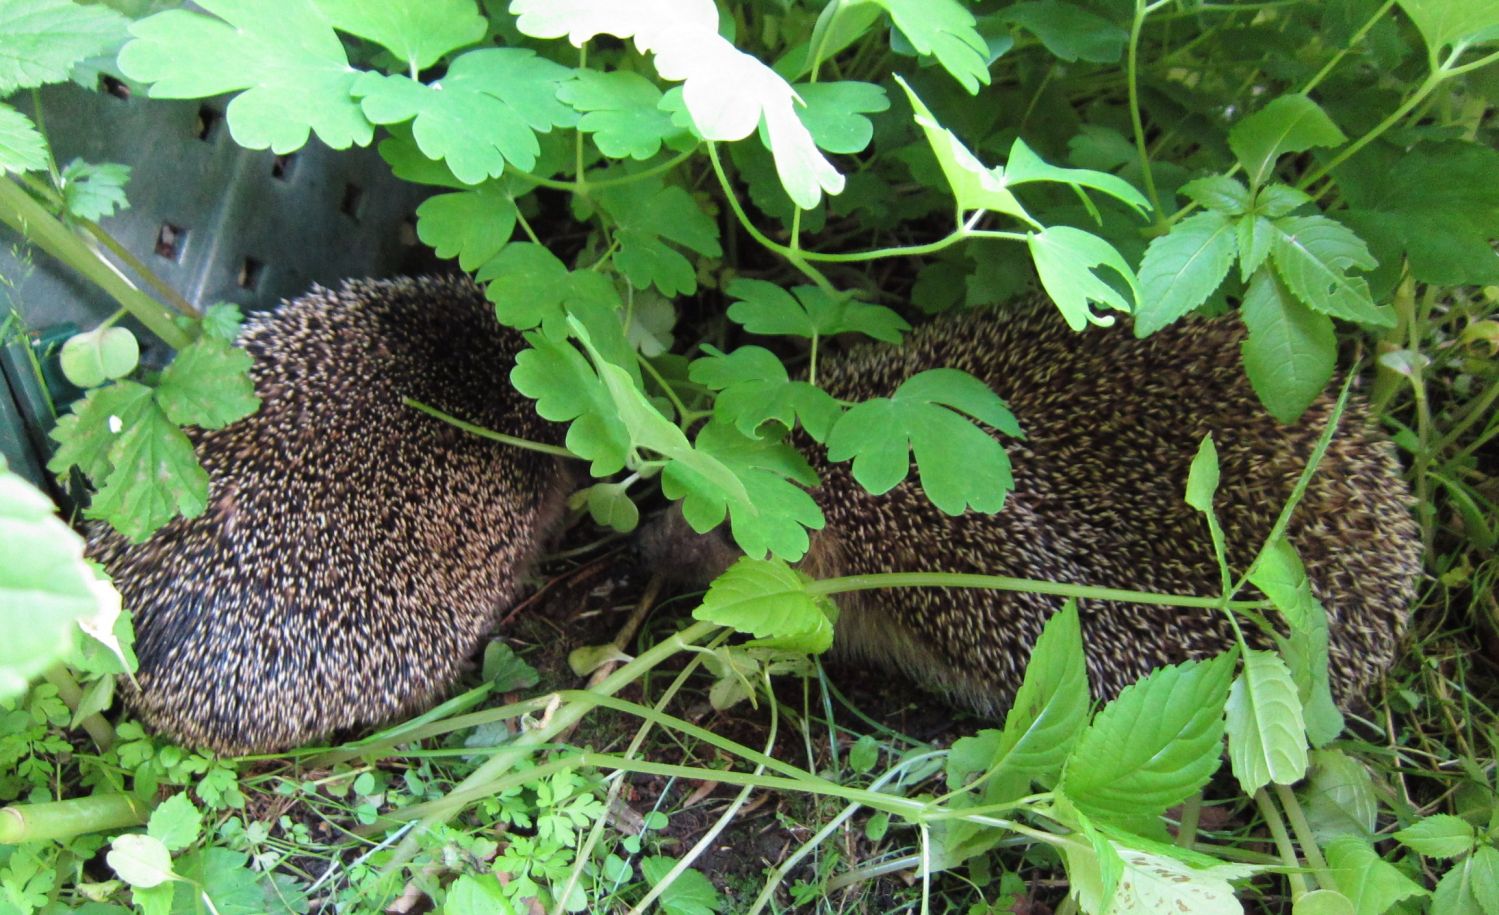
[
  {"x1": 417, "y1": 183, "x2": 521, "y2": 271},
  {"x1": 1060, "y1": 651, "x2": 1236, "y2": 822},
  {"x1": 1132, "y1": 211, "x2": 1237, "y2": 337},
  {"x1": 0, "y1": 0, "x2": 129, "y2": 95},
  {"x1": 999, "y1": 1, "x2": 1128, "y2": 63},
  {"x1": 690, "y1": 345, "x2": 843, "y2": 442},
  {"x1": 1058, "y1": 808, "x2": 1124, "y2": 915},
  {"x1": 59, "y1": 159, "x2": 131, "y2": 221},
  {"x1": 1247, "y1": 535, "x2": 1322, "y2": 632},
  {"x1": 445, "y1": 874, "x2": 513, "y2": 915},
  {"x1": 640, "y1": 857, "x2": 724, "y2": 915},
  {"x1": 311, "y1": 0, "x2": 486, "y2": 71},
  {"x1": 1269, "y1": 215, "x2": 1392, "y2": 327},
  {"x1": 1228, "y1": 95, "x2": 1346, "y2": 188},
  {"x1": 1225, "y1": 649, "x2": 1309, "y2": 795},
  {"x1": 119, "y1": 0, "x2": 374, "y2": 153},
  {"x1": 511, "y1": 334, "x2": 630, "y2": 476},
  {"x1": 107, "y1": 834, "x2": 176, "y2": 889},
  {"x1": 1277, "y1": 608, "x2": 1345, "y2": 748},
  {"x1": 200, "y1": 303, "x2": 246, "y2": 342},
  {"x1": 1081, "y1": 841, "x2": 1254, "y2": 915},
  {"x1": 353, "y1": 49, "x2": 576, "y2": 185},
  {"x1": 849, "y1": 735, "x2": 880, "y2": 774},
  {"x1": 85, "y1": 402, "x2": 209, "y2": 542},
  {"x1": 583, "y1": 482, "x2": 639, "y2": 533},
  {"x1": 154, "y1": 336, "x2": 261, "y2": 431},
  {"x1": 559, "y1": 69, "x2": 683, "y2": 160},
  {"x1": 826, "y1": 368, "x2": 1019, "y2": 515},
  {"x1": 1324, "y1": 836, "x2": 1428, "y2": 915},
  {"x1": 1004, "y1": 137, "x2": 1150, "y2": 216},
  {"x1": 1181, "y1": 175, "x2": 1251, "y2": 215},
  {"x1": 59, "y1": 326, "x2": 139, "y2": 389},
  {"x1": 598, "y1": 177, "x2": 722, "y2": 297},
  {"x1": 793, "y1": 80, "x2": 890, "y2": 154},
  {"x1": 1469, "y1": 846, "x2": 1499, "y2": 915},
  {"x1": 725, "y1": 278, "x2": 909, "y2": 343},
  {"x1": 872, "y1": 0, "x2": 991, "y2": 92},
  {"x1": 0, "y1": 465, "x2": 116, "y2": 701},
  {"x1": 1240, "y1": 269, "x2": 1337, "y2": 423},
  {"x1": 482, "y1": 640, "x2": 540, "y2": 692},
  {"x1": 1184, "y1": 433, "x2": 1219, "y2": 514},
  {"x1": 691, "y1": 557, "x2": 836, "y2": 655},
  {"x1": 480, "y1": 242, "x2": 614, "y2": 334},
  {"x1": 1028, "y1": 225, "x2": 1139, "y2": 331},
  {"x1": 1395, "y1": 814, "x2": 1477, "y2": 860},
  {"x1": 147, "y1": 793, "x2": 203, "y2": 853},
  {"x1": 1395, "y1": 0, "x2": 1499, "y2": 53},
  {"x1": 1301, "y1": 749, "x2": 1377, "y2": 842},
  {"x1": 172, "y1": 847, "x2": 275, "y2": 915},
  {"x1": 1433, "y1": 855, "x2": 1490, "y2": 915},
  {"x1": 896, "y1": 76, "x2": 1032, "y2": 224},
  {"x1": 0, "y1": 102, "x2": 47, "y2": 174},
  {"x1": 47, "y1": 379, "x2": 157, "y2": 483}
]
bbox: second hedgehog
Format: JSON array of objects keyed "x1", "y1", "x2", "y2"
[{"x1": 88, "y1": 276, "x2": 569, "y2": 754}]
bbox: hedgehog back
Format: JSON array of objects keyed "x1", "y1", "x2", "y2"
[{"x1": 88, "y1": 276, "x2": 567, "y2": 753}]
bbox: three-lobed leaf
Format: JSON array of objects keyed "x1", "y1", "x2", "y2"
[
  {"x1": 690, "y1": 345, "x2": 842, "y2": 442},
  {"x1": 1028, "y1": 225, "x2": 1139, "y2": 330},
  {"x1": 725, "y1": 279, "x2": 908, "y2": 343},
  {"x1": 312, "y1": 0, "x2": 485, "y2": 72},
  {"x1": 155, "y1": 336, "x2": 261, "y2": 430},
  {"x1": 559, "y1": 69, "x2": 685, "y2": 160},
  {"x1": 598, "y1": 177, "x2": 722, "y2": 297}
]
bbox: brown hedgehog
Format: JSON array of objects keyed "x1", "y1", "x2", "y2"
[
  {"x1": 88, "y1": 276, "x2": 570, "y2": 754},
  {"x1": 647, "y1": 307, "x2": 1421, "y2": 712}
]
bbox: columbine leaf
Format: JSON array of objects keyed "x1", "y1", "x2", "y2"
[
  {"x1": 826, "y1": 368, "x2": 1019, "y2": 515},
  {"x1": 1325, "y1": 836, "x2": 1429, "y2": 915},
  {"x1": 1060, "y1": 651, "x2": 1236, "y2": 822},
  {"x1": 691, "y1": 556, "x2": 836, "y2": 653},
  {"x1": 1228, "y1": 95, "x2": 1346, "y2": 188},
  {"x1": 353, "y1": 49, "x2": 576, "y2": 185},
  {"x1": 690, "y1": 345, "x2": 843, "y2": 442},
  {"x1": 59, "y1": 159, "x2": 130, "y2": 220},
  {"x1": 559, "y1": 69, "x2": 684, "y2": 160},
  {"x1": 311, "y1": 0, "x2": 486, "y2": 72},
  {"x1": 582, "y1": 482, "x2": 639, "y2": 533},
  {"x1": 725, "y1": 279, "x2": 908, "y2": 343},
  {"x1": 598, "y1": 177, "x2": 722, "y2": 297},
  {"x1": 511, "y1": 333, "x2": 630, "y2": 476},
  {"x1": 0, "y1": 102, "x2": 47, "y2": 174},
  {"x1": 1030, "y1": 226, "x2": 1139, "y2": 330},
  {"x1": 1395, "y1": 0, "x2": 1499, "y2": 54},
  {"x1": 1225, "y1": 649, "x2": 1309, "y2": 795},
  {"x1": 415, "y1": 182, "x2": 521, "y2": 271},
  {"x1": 792, "y1": 81, "x2": 890, "y2": 154},
  {"x1": 896, "y1": 76, "x2": 1032, "y2": 224},
  {"x1": 119, "y1": 0, "x2": 373, "y2": 153},
  {"x1": 1395, "y1": 815, "x2": 1477, "y2": 860},
  {"x1": 481, "y1": 242, "x2": 612, "y2": 332},
  {"x1": 155, "y1": 336, "x2": 261, "y2": 430},
  {"x1": 1004, "y1": 137, "x2": 1150, "y2": 217},
  {"x1": 1132, "y1": 210, "x2": 1237, "y2": 337},
  {"x1": 998, "y1": 1, "x2": 1128, "y2": 63},
  {"x1": 870, "y1": 0, "x2": 991, "y2": 92},
  {"x1": 1268, "y1": 215, "x2": 1392, "y2": 327},
  {"x1": 1239, "y1": 269, "x2": 1336, "y2": 423},
  {"x1": 0, "y1": 0, "x2": 128, "y2": 95}
]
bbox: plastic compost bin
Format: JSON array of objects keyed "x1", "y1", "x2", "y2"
[{"x1": 0, "y1": 80, "x2": 430, "y2": 498}]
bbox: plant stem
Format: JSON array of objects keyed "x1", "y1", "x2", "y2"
[
  {"x1": 0, "y1": 793, "x2": 149, "y2": 844},
  {"x1": 1127, "y1": 0, "x2": 1167, "y2": 225},
  {"x1": 43, "y1": 664, "x2": 114, "y2": 750},
  {"x1": 807, "y1": 572, "x2": 1271, "y2": 612},
  {"x1": 401, "y1": 397, "x2": 577, "y2": 459},
  {"x1": 1254, "y1": 788, "x2": 1311, "y2": 899}
]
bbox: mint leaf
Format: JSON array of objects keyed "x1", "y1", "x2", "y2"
[
  {"x1": 119, "y1": 0, "x2": 373, "y2": 153},
  {"x1": 1268, "y1": 215, "x2": 1392, "y2": 327},
  {"x1": 598, "y1": 177, "x2": 721, "y2": 297},
  {"x1": 415, "y1": 182, "x2": 521, "y2": 271},
  {"x1": 353, "y1": 49, "x2": 576, "y2": 185},
  {"x1": 1132, "y1": 210, "x2": 1237, "y2": 337},
  {"x1": 0, "y1": 102, "x2": 46, "y2": 174},
  {"x1": 1228, "y1": 94, "x2": 1346, "y2": 188},
  {"x1": 86, "y1": 404, "x2": 209, "y2": 542},
  {"x1": 155, "y1": 336, "x2": 261, "y2": 430},
  {"x1": 311, "y1": 0, "x2": 485, "y2": 72},
  {"x1": 1225, "y1": 649, "x2": 1309, "y2": 795},
  {"x1": 999, "y1": 1, "x2": 1128, "y2": 63},
  {"x1": 1028, "y1": 225, "x2": 1139, "y2": 330},
  {"x1": 691, "y1": 556, "x2": 836, "y2": 654},
  {"x1": 58, "y1": 159, "x2": 131, "y2": 221},
  {"x1": 725, "y1": 279, "x2": 908, "y2": 343},
  {"x1": 1060, "y1": 651, "x2": 1236, "y2": 822},
  {"x1": 872, "y1": 0, "x2": 991, "y2": 92},
  {"x1": 690, "y1": 345, "x2": 842, "y2": 442},
  {"x1": 560, "y1": 69, "x2": 684, "y2": 160},
  {"x1": 1239, "y1": 269, "x2": 1336, "y2": 423},
  {"x1": 0, "y1": 0, "x2": 128, "y2": 95},
  {"x1": 826, "y1": 368, "x2": 1019, "y2": 515},
  {"x1": 793, "y1": 81, "x2": 890, "y2": 154}
]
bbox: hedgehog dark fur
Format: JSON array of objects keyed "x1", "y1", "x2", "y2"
[
  {"x1": 650, "y1": 306, "x2": 1421, "y2": 713},
  {"x1": 87, "y1": 276, "x2": 569, "y2": 754}
]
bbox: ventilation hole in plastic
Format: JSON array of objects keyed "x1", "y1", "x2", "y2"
[
  {"x1": 237, "y1": 257, "x2": 264, "y2": 290},
  {"x1": 154, "y1": 223, "x2": 186, "y2": 261},
  {"x1": 271, "y1": 154, "x2": 295, "y2": 180},
  {"x1": 398, "y1": 214, "x2": 418, "y2": 246},
  {"x1": 195, "y1": 105, "x2": 221, "y2": 141},
  {"x1": 99, "y1": 75, "x2": 131, "y2": 100},
  {"x1": 340, "y1": 183, "x2": 364, "y2": 220}
]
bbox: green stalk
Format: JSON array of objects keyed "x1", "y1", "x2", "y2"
[
  {"x1": 1254, "y1": 788, "x2": 1311, "y2": 899},
  {"x1": 0, "y1": 177, "x2": 191, "y2": 350},
  {"x1": 0, "y1": 793, "x2": 149, "y2": 844},
  {"x1": 808, "y1": 572, "x2": 1270, "y2": 612},
  {"x1": 402, "y1": 397, "x2": 577, "y2": 459},
  {"x1": 43, "y1": 664, "x2": 114, "y2": 750}
]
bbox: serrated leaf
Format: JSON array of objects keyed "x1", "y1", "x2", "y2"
[
  {"x1": 59, "y1": 159, "x2": 131, "y2": 221},
  {"x1": 1182, "y1": 175, "x2": 1251, "y2": 215},
  {"x1": 155, "y1": 336, "x2": 261, "y2": 430},
  {"x1": 998, "y1": 1, "x2": 1128, "y2": 63},
  {"x1": 1258, "y1": 183, "x2": 1313, "y2": 218},
  {"x1": 559, "y1": 69, "x2": 683, "y2": 160},
  {"x1": 311, "y1": 0, "x2": 485, "y2": 71},
  {"x1": 446, "y1": 873, "x2": 510, "y2": 914},
  {"x1": 0, "y1": 102, "x2": 47, "y2": 174},
  {"x1": 725, "y1": 279, "x2": 908, "y2": 343},
  {"x1": 1028, "y1": 225, "x2": 1139, "y2": 330},
  {"x1": 107, "y1": 834, "x2": 176, "y2": 889},
  {"x1": 1395, "y1": 0, "x2": 1499, "y2": 53},
  {"x1": 1228, "y1": 95, "x2": 1346, "y2": 188},
  {"x1": 0, "y1": 0, "x2": 129, "y2": 95},
  {"x1": 1132, "y1": 211, "x2": 1237, "y2": 337},
  {"x1": 60, "y1": 325, "x2": 139, "y2": 389},
  {"x1": 1248, "y1": 535, "x2": 1322, "y2": 632},
  {"x1": 1060, "y1": 652, "x2": 1236, "y2": 822},
  {"x1": 1301, "y1": 749, "x2": 1377, "y2": 842},
  {"x1": 1325, "y1": 836, "x2": 1428, "y2": 915},
  {"x1": 200, "y1": 303, "x2": 246, "y2": 342},
  {"x1": 826, "y1": 368, "x2": 1019, "y2": 515},
  {"x1": 872, "y1": 0, "x2": 991, "y2": 92},
  {"x1": 1269, "y1": 215, "x2": 1392, "y2": 327},
  {"x1": 792, "y1": 80, "x2": 889, "y2": 154},
  {"x1": 640, "y1": 856, "x2": 724, "y2": 915},
  {"x1": 86, "y1": 403, "x2": 209, "y2": 542},
  {"x1": 47, "y1": 379, "x2": 157, "y2": 484},
  {"x1": 147, "y1": 793, "x2": 203, "y2": 852},
  {"x1": 1469, "y1": 846, "x2": 1499, "y2": 915},
  {"x1": 1098, "y1": 842, "x2": 1251, "y2": 915},
  {"x1": 691, "y1": 556, "x2": 836, "y2": 654},
  {"x1": 353, "y1": 49, "x2": 576, "y2": 184},
  {"x1": 1395, "y1": 814, "x2": 1477, "y2": 860},
  {"x1": 415, "y1": 182, "x2": 520, "y2": 271},
  {"x1": 1240, "y1": 269, "x2": 1337, "y2": 423},
  {"x1": 1276, "y1": 612, "x2": 1344, "y2": 748},
  {"x1": 1226, "y1": 649, "x2": 1309, "y2": 794},
  {"x1": 1238, "y1": 215, "x2": 1275, "y2": 279},
  {"x1": 690, "y1": 345, "x2": 843, "y2": 442},
  {"x1": 119, "y1": 0, "x2": 373, "y2": 153}
]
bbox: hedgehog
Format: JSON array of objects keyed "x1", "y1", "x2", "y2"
[
  {"x1": 645, "y1": 306, "x2": 1421, "y2": 713},
  {"x1": 87, "y1": 275, "x2": 570, "y2": 754}
]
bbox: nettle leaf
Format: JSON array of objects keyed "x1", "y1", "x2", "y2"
[
  {"x1": 690, "y1": 345, "x2": 843, "y2": 442},
  {"x1": 512, "y1": 0, "x2": 844, "y2": 208},
  {"x1": 1228, "y1": 94, "x2": 1346, "y2": 188},
  {"x1": 353, "y1": 49, "x2": 577, "y2": 185},
  {"x1": 1181, "y1": 175, "x2": 1250, "y2": 215},
  {"x1": 1028, "y1": 225, "x2": 1139, "y2": 331},
  {"x1": 87, "y1": 400, "x2": 210, "y2": 543},
  {"x1": 999, "y1": 1, "x2": 1128, "y2": 63},
  {"x1": 826, "y1": 368, "x2": 1020, "y2": 515},
  {"x1": 59, "y1": 159, "x2": 130, "y2": 221},
  {"x1": 0, "y1": 0, "x2": 129, "y2": 95},
  {"x1": 640, "y1": 857, "x2": 725, "y2": 915},
  {"x1": 725, "y1": 278, "x2": 909, "y2": 343},
  {"x1": 1269, "y1": 215, "x2": 1393, "y2": 327},
  {"x1": 897, "y1": 76, "x2": 1032, "y2": 224},
  {"x1": 1395, "y1": 0, "x2": 1499, "y2": 53},
  {"x1": 559, "y1": 69, "x2": 684, "y2": 160},
  {"x1": 119, "y1": 0, "x2": 373, "y2": 153},
  {"x1": 665, "y1": 421, "x2": 824, "y2": 562},
  {"x1": 1395, "y1": 814, "x2": 1477, "y2": 860},
  {"x1": 792, "y1": 81, "x2": 890, "y2": 155},
  {"x1": 1325, "y1": 836, "x2": 1429, "y2": 915},
  {"x1": 0, "y1": 102, "x2": 47, "y2": 174},
  {"x1": 415, "y1": 182, "x2": 520, "y2": 271},
  {"x1": 511, "y1": 333, "x2": 630, "y2": 476},
  {"x1": 1225, "y1": 649, "x2": 1309, "y2": 795},
  {"x1": 1239, "y1": 269, "x2": 1336, "y2": 423},
  {"x1": 311, "y1": 0, "x2": 486, "y2": 72},
  {"x1": 1132, "y1": 211, "x2": 1238, "y2": 337},
  {"x1": 155, "y1": 336, "x2": 261, "y2": 430},
  {"x1": 1060, "y1": 651, "x2": 1236, "y2": 822},
  {"x1": 598, "y1": 178, "x2": 722, "y2": 297},
  {"x1": 871, "y1": 0, "x2": 991, "y2": 92},
  {"x1": 691, "y1": 557, "x2": 836, "y2": 654}
]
